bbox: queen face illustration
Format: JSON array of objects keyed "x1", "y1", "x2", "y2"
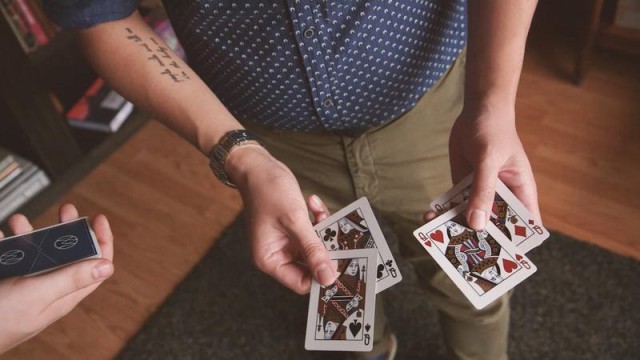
[
  {"x1": 324, "y1": 321, "x2": 338, "y2": 339},
  {"x1": 345, "y1": 259, "x2": 360, "y2": 276},
  {"x1": 338, "y1": 218, "x2": 354, "y2": 234},
  {"x1": 482, "y1": 266, "x2": 503, "y2": 283}
]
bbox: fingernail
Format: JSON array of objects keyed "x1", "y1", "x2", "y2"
[
  {"x1": 315, "y1": 263, "x2": 335, "y2": 285},
  {"x1": 469, "y1": 209, "x2": 486, "y2": 230},
  {"x1": 92, "y1": 261, "x2": 114, "y2": 280},
  {"x1": 310, "y1": 194, "x2": 322, "y2": 208}
]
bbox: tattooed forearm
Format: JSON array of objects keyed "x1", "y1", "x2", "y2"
[
  {"x1": 156, "y1": 46, "x2": 172, "y2": 59},
  {"x1": 124, "y1": 27, "x2": 191, "y2": 83},
  {"x1": 125, "y1": 27, "x2": 141, "y2": 42},
  {"x1": 160, "y1": 68, "x2": 190, "y2": 82},
  {"x1": 148, "y1": 54, "x2": 165, "y2": 66}
]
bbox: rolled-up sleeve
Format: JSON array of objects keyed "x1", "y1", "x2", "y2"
[{"x1": 43, "y1": 0, "x2": 139, "y2": 29}]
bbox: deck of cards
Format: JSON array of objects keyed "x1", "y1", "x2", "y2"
[
  {"x1": 0, "y1": 217, "x2": 101, "y2": 280},
  {"x1": 414, "y1": 174, "x2": 549, "y2": 310},
  {"x1": 305, "y1": 197, "x2": 403, "y2": 352}
]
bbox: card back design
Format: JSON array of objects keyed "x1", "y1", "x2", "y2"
[{"x1": 0, "y1": 217, "x2": 101, "y2": 279}]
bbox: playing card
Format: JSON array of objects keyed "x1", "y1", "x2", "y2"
[
  {"x1": 429, "y1": 173, "x2": 474, "y2": 215},
  {"x1": 414, "y1": 202, "x2": 537, "y2": 310},
  {"x1": 0, "y1": 217, "x2": 101, "y2": 279},
  {"x1": 313, "y1": 197, "x2": 402, "y2": 293},
  {"x1": 429, "y1": 174, "x2": 550, "y2": 253},
  {"x1": 305, "y1": 248, "x2": 378, "y2": 352}
]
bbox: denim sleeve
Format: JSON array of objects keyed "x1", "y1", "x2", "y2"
[{"x1": 42, "y1": 0, "x2": 139, "y2": 29}]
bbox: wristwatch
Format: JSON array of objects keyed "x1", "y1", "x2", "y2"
[{"x1": 208, "y1": 129, "x2": 261, "y2": 188}]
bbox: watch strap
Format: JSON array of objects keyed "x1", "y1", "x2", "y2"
[{"x1": 208, "y1": 129, "x2": 261, "y2": 188}]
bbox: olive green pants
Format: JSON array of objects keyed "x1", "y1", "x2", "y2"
[{"x1": 245, "y1": 49, "x2": 510, "y2": 360}]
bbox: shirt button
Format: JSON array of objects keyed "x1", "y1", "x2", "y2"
[
  {"x1": 303, "y1": 27, "x2": 315, "y2": 38},
  {"x1": 323, "y1": 98, "x2": 333, "y2": 107}
]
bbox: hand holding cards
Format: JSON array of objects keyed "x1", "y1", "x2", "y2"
[
  {"x1": 414, "y1": 203, "x2": 537, "y2": 310},
  {"x1": 415, "y1": 175, "x2": 549, "y2": 310},
  {"x1": 305, "y1": 198, "x2": 402, "y2": 352},
  {"x1": 430, "y1": 174, "x2": 550, "y2": 253},
  {"x1": 0, "y1": 207, "x2": 113, "y2": 355},
  {"x1": 0, "y1": 217, "x2": 101, "y2": 279}
]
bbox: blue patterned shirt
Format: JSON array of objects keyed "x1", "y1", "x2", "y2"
[{"x1": 45, "y1": 1, "x2": 467, "y2": 132}]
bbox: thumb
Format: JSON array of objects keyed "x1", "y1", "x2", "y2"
[
  {"x1": 467, "y1": 163, "x2": 499, "y2": 230},
  {"x1": 308, "y1": 194, "x2": 331, "y2": 224},
  {"x1": 285, "y1": 217, "x2": 337, "y2": 286},
  {"x1": 27, "y1": 259, "x2": 114, "y2": 304}
]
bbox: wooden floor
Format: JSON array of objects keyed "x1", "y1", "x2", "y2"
[{"x1": 4, "y1": 20, "x2": 639, "y2": 360}]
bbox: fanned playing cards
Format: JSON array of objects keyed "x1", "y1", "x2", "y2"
[
  {"x1": 305, "y1": 197, "x2": 401, "y2": 352},
  {"x1": 414, "y1": 202, "x2": 537, "y2": 310}
]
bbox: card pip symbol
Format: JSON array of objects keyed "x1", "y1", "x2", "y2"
[
  {"x1": 386, "y1": 260, "x2": 398, "y2": 278},
  {"x1": 0, "y1": 249, "x2": 25, "y2": 265},
  {"x1": 515, "y1": 254, "x2": 531, "y2": 269},
  {"x1": 430, "y1": 230, "x2": 444, "y2": 243},
  {"x1": 418, "y1": 232, "x2": 431, "y2": 247},
  {"x1": 514, "y1": 225, "x2": 527, "y2": 237},
  {"x1": 364, "y1": 323, "x2": 371, "y2": 345},
  {"x1": 349, "y1": 319, "x2": 362, "y2": 337},
  {"x1": 377, "y1": 264, "x2": 384, "y2": 279},
  {"x1": 502, "y1": 258, "x2": 519, "y2": 273}
]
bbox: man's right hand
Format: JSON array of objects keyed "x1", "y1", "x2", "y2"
[{"x1": 225, "y1": 145, "x2": 337, "y2": 295}]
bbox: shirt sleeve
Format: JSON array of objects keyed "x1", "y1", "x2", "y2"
[{"x1": 42, "y1": 0, "x2": 139, "y2": 29}]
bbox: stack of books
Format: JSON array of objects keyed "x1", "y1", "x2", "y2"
[
  {"x1": 66, "y1": 78, "x2": 134, "y2": 133},
  {"x1": 0, "y1": 148, "x2": 50, "y2": 223}
]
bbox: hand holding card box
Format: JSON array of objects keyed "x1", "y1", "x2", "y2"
[
  {"x1": 0, "y1": 207, "x2": 113, "y2": 355},
  {"x1": 0, "y1": 217, "x2": 102, "y2": 279}
]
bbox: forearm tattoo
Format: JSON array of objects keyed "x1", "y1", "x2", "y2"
[{"x1": 125, "y1": 27, "x2": 190, "y2": 83}]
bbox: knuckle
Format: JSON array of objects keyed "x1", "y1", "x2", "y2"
[{"x1": 279, "y1": 208, "x2": 307, "y2": 229}]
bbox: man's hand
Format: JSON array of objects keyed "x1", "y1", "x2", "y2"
[
  {"x1": 424, "y1": 104, "x2": 541, "y2": 230},
  {"x1": 226, "y1": 146, "x2": 337, "y2": 295},
  {"x1": 0, "y1": 204, "x2": 114, "y2": 354},
  {"x1": 422, "y1": 0, "x2": 540, "y2": 230}
]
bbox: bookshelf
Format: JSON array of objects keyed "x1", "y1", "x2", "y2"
[{"x1": 0, "y1": 3, "x2": 149, "y2": 226}]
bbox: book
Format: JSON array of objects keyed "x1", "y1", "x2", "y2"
[
  {"x1": 14, "y1": 0, "x2": 48, "y2": 45},
  {"x1": 26, "y1": 0, "x2": 57, "y2": 38},
  {"x1": 0, "y1": 153, "x2": 36, "y2": 201},
  {"x1": 66, "y1": 78, "x2": 134, "y2": 133},
  {"x1": 0, "y1": 0, "x2": 38, "y2": 53},
  {"x1": 0, "y1": 161, "x2": 22, "y2": 190},
  {"x1": 0, "y1": 167, "x2": 49, "y2": 223},
  {"x1": 0, "y1": 150, "x2": 50, "y2": 223},
  {"x1": 0, "y1": 149, "x2": 16, "y2": 171}
]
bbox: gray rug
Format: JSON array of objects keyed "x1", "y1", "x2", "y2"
[{"x1": 118, "y1": 218, "x2": 640, "y2": 360}]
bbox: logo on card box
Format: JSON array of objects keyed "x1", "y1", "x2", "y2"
[
  {"x1": 54, "y1": 235, "x2": 79, "y2": 250},
  {"x1": 0, "y1": 249, "x2": 25, "y2": 265}
]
